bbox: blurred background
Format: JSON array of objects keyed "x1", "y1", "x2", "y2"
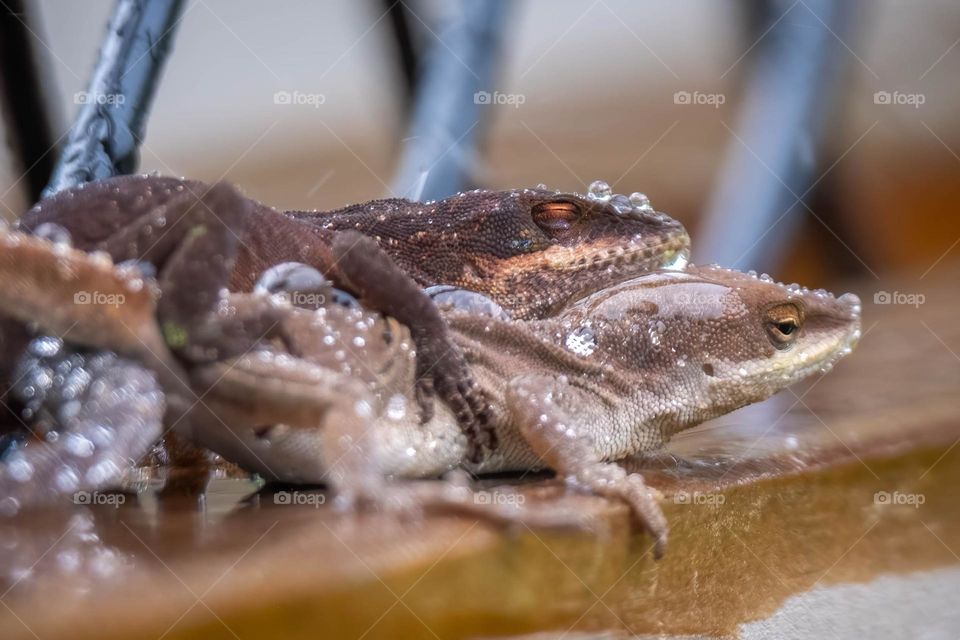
[{"x1": 2, "y1": 0, "x2": 960, "y2": 287}]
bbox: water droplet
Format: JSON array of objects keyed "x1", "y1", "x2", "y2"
[
  {"x1": 54, "y1": 468, "x2": 79, "y2": 493},
  {"x1": 587, "y1": 180, "x2": 612, "y2": 200},
  {"x1": 629, "y1": 192, "x2": 651, "y2": 209},
  {"x1": 353, "y1": 399, "x2": 373, "y2": 419},
  {"x1": 385, "y1": 394, "x2": 407, "y2": 420},
  {"x1": 28, "y1": 336, "x2": 63, "y2": 358},
  {"x1": 662, "y1": 248, "x2": 689, "y2": 271},
  {"x1": 7, "y1": 457, "x2": 34, "y2": 482},
  {"x1": 565, "y1": 324, "x2": 596, "y2": 356},
  {"x1": 33, "y1": 222, "x2": 72, "y2": 247},
  {"x1": 64, "y1": 433, "x2": 95, "y2": 458},
  {"x1": 610, "y1": 194, "x2": 632, "y2": 214},
  {"x1": 86, "y1": 460, "x2": 119, "y2": 485}
]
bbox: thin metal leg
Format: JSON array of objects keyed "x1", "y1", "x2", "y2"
[
  {"x1": 696, "y1": 0, "x2": 854, "y2": 273},
  {"x1": 390, "y1": 0, "x2": 510, "y2": 202},
  {"x1": 43, "y1": 0, "x2": 185, "y2": 197}
]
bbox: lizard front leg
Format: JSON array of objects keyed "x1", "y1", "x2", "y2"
[
  {"x1": 1, "y1": 344, "x2": 164, "y2": 514},
  {"x1": 331, "y1": 231, "x2": 494, "y2": 460},
  {"x1": 318, "y1": 386, "x2": 600, "y2": 532},
  {"x1": 506, "y1": 374, "x2": 668, "y2": 558}
]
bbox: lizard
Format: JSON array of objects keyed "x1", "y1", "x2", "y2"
[
  {"x1": 0, "y1": 201, "x2": 861, "y2": 557},
  {"x1": 15, "y1": 175, "x2": 690, "y2": 451},
  {"x1": 17, "y1": 175, "x2": 690, "y2": 320}
]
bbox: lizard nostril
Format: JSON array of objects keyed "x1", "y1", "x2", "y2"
[{"x1": 702, "y1": 363, "x2": 715, "y2": 377}]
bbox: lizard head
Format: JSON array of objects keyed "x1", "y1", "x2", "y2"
[
  {"x1": 432, "y1": 182, "x2": 690, "y2": 319},
  {"x1": 339, "y1": 181, "x2": 690, "y2": 319},
  {"x1": 562, "y1": 265, "x2": 861, "y2": 437}
]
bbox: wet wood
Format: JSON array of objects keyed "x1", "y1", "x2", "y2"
[{"x1": 0, "y1": 269, "x2": 958, "y2": 639}]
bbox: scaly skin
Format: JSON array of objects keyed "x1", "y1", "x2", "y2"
[
  {"x1": 17, "y1": 175, "x2": 690, "y2": 320},
  {"x1": 185, "y1": 262, "x2": 860, "y2": 557},
  {"x1": 17, "y1": 175, "x2": 688, "y2": 448},
  {"x1": 0, "y1": 194, "x2": 860, "y2": 557}
]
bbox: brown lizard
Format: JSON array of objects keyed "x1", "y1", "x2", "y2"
[
  {"x1": 16, "y1": 176, "x2": 689, "y2": 449},
  {"x1": 18, "y1": 175, "x2": 689, "y2": 320},
  {"x1": 0, "y1": 208, "x2": 860, "y2": 556}
]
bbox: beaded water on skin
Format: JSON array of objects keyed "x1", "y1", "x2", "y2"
[
  {"x1": 16, "y1": 176, "x2": 690, "y2": 446},
  {"x1": 185, "y1": 261, "x2": 859, "y2": 557},
  {"x1": 0, "y1": 191, "x2": 859, "y2": 557},
  {"x1": 18, "y1": 175, "x2": 691, "y2": 321}
]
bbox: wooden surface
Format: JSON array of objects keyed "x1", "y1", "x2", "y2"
[{"x1": 1, "y1": 268, "x2": 959, "y2": 639}]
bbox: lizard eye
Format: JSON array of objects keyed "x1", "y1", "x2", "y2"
[
  {"x1": 765, "y1": 303, "x2": 803, "y2": 349},
  {"x1": 532, "y1": 201, "x2": 580, "y2": 233}
]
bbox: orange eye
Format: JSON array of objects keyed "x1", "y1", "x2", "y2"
[{"x1": 532, "y1": 202, "x2": 580, "y2": 232}]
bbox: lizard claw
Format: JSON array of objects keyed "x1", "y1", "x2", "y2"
[
  {"x1": 329, "y1": 231, "x2": 497, "y2": 459},
  {"x1": 414, "y1": 376, "x2": 436, "y2": 424},
  {"x1": 414, "y1": 346, "x2": 495, "y2": 461}
]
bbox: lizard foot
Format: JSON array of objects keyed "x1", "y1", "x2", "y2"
[
  {"x1": 330, "y1": 231, "x2": 495, "y2": 458},
  {"x1": 413, "y1": 346, "x2": 493, "y2": 461},
  {"x1": 507, "y1": 374, "x2": 669, "y2": 558}
]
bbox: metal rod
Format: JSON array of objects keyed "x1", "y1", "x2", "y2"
[
  {"x1": 0, "y1": 1, "x2": 60, "y2": 203},
  {"x1": 695, "y1": 0, "x2": 853, "y2": 273},
  {"x1": 390, "y1": 0, "x2": 510, "y2": 201},
  {"x1": 43, "y1": 0, "x2": 185, "y2": 197},
  {"x1": 381, "y1": 0, "x2": 420, "y2": 109}
]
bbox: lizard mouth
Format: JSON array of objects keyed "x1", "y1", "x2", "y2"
[
  {"x1": 542, "y1": 234, "x2": 691, "y2": 274},
  {"x1": 727, "y1": 291, "x2": 862, "y2": 387}
]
